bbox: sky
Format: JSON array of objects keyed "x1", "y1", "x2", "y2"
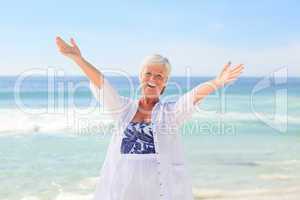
[{"x1": 0, "y1": 0, "x2": 300, "y2": 77}]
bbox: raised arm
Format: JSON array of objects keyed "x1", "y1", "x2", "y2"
[
  {"x1": 55, "y1": 36, "x2": 104, "y2": 88},
  {"x1": 174, "y1": 62, "x2": 244, "y2": 123},
  {"x1": 192, "y1": 62, "x2": 244, "y2": 105},
  {"x1": 55, "y1": 36, "x2": 128, "y2": 120}
]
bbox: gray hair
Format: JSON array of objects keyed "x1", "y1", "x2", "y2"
[{"x1": 140, "y1": 54, "x2": 171, "y2": 77}]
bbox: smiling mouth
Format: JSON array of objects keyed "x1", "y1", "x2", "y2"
[{"x1": 147, "y1": 83, "x2": 156, "y2": 88}]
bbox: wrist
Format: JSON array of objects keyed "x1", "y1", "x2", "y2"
[
  {"x1": 211, "y1": 79, "x2": 223, "y2": 89},
  {"x1": 72, "y1": 55, "x2": 85, "y2": 63}
]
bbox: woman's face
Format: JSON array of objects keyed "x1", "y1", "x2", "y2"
[{"x1": 140, "y1": 64, "x2": 168, "y2": 99}]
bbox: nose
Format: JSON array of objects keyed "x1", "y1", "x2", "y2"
[
  {"x1": 150, "y1": 75, "x2": 156, "y2": 81},
  {"x1": 148, "y1": 75, "x2": 157, "y2": 83}
]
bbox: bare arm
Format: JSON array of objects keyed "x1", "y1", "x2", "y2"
[
  {"x1": 55, "y1": 36, "x2": 128, "y2": 120},
  {"x1": 174, "y1": 62, "x2": 244, "y2": 124},
  {"x1": 55, "y1": 36, "x2": 103, "y2": 88},
  {"x1": 192, "y1": 62, "x2": 244, "y2": 105}
]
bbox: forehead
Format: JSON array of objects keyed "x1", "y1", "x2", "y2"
[{"x1": 143, "y1": 63, "x2": 167, "y2": 74}]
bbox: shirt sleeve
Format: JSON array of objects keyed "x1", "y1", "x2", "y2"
[
  {"x1": 89, "y1": 77, "x2": 130, "y2": 121},
  {"x1": 173, "y1": 85, "x2": 202, "y2": 125}
]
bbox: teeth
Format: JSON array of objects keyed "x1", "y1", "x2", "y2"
[{"x1": 147, "y1": 82, "x2": 156, "y2": 87}]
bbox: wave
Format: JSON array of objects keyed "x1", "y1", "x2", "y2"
[
  {"x1": 220, "y1": 159, "x2": 300, "y2": 170},
  {"x1": 19, "y1": 179, "x2": 97, "y2": 200},
  {"x1": 193, "y1": 109, "x2": 300, "y2": 124},
  {"x1": 218, "y1": 160, "x2": 260, "y2": 167},
  {"x1": 193, "y1": 186, "x2": 300, "y2": 200},
  {"x1": 0, "y1": 107, "x2": 299, "y2": 136},
  {"x1": 19, "y1": 186, "x2": 300, "y2": 200},
  {"x1": 18, "y1": 175, "x2": 300, "y2": 200},
  {"x1": 257, "y1": 159, "x2": 300, "y2": 166},
  {"x1": 21, "y1": 193, "x2": 93, "y2": 200},
  {"x1": 77, "y1": 177, "x2": 99, "y2": 189},
  {"x1": 55, "y1": 192, "x2": 93, "y2": 200},
  {"x1": 0, "y1": 108, "x2": 115, "y2": 136},
  {"x1": 21, "y1": 197, "x2": 40, "y2": 200},
  {"x1": 258, "y1": 174, "x2": 293, "y2": 181},
  {"x1": 21, "y1": 187, "x2": 300, "y2": 200}
]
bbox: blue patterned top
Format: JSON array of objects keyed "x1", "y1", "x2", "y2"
[{"x1": 120, "y1": 121, "x2": 156, "y2": 154}]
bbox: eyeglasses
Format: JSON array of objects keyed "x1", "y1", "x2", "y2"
[{"x1": 144, "y1": 72, "x2": 165, "y2": 81}]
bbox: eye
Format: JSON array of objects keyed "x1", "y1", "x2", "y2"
[
  {"x1": 145, "y1": 72, "x2": 151, "y2": 77},
  {"x1": 155, "y1": 74, "x2": 163, "y2": 80}
]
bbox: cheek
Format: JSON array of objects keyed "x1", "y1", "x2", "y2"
[
  {"x1": 158, "y1": 84, "x2": 164, "y2": 90},
  {"x1": 158, "y1": 80, "x2": 166, "y2": 88},
  {"x1": 140, "y1": 77, "x2": 148, "y2": 85}
]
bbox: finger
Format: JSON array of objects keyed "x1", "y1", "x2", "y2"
[
  {"x1": 56, "y1": 36, "x2": 64, "y2": 44},
  {"x1": 55, "y1": 36, "x2": 62, "y2": 47},
  {"x1": 55, "y1": 36, "x2": 61, "y2": 42},
  {"x1": 70, "y1": 38, "x2": 77, "y2": 47},
  {"x1": 222, "y1": 61, "x2": 231, "y2": 72},
  {"x1": 230, "y1": 64, "x2": 244, "y2": 73},
  {"x1": 230, "y1": 69, "x2": 243, "y2": 76},
  {"x1": 230, "y1": 67, "x2": 243, "y2": 75},
  {"x1": 218, "y1": 61, "x2": 231, "y2": 78},
  {"x1": 230, "y1": 66, "x2": 244, "y2": 75},
  {"x1": 55, "y1": 37, "x2": 66, "y2": 51},
  {"x1": 228, "y1": 71, "x2": 243, "y2": 79},
  {"x1": 230, "y1": 68, "x2": 244, "y2": 77},
  {"x1": 56, "y1": 36, "x2": 70, "y2": 47}
]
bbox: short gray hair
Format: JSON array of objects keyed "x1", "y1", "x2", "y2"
[{"x1": 140, "y1": 54, "x2": 171, "y2": 77}]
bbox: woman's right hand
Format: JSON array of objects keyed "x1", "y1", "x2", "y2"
[{"x1": 55, "y1": 36, "x2": 82, "y2": 60}]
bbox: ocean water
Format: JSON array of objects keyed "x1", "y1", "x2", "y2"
[{"x1": 0, "y1": 76, "x2": 299, "y2": 200}]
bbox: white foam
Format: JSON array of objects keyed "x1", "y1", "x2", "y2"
[
  {"x1": 193, "y1": 109, "x2": 300, "y2": 124},
  {"x1": 18, "y1": 185, "x2": 300, "y2": 200},
  {"x1": 20, "y1": 193, "x2": 94, "y2": 200},
  {"x1": 0, "y1": 107, "x2": 299, "y2": 136},
  {"x1": 55, "y1": 192, "x2": 93, "y2": 200},
  {"x1": 257, "y1": 159, "x2": 300, "y2": 166},
  {"x1": 21, "y1": 197, "x2": 40, "y2": 200},
  {"x1": 193, "y1": 186, "x2": 300, "y2": 200},
  {"x1": 0, "y1": 108, "x2": 114, "y2": 136},
  {"x1": 77, "y1": 177, "x2": 99, "y2": 189},
  {"x1": 258, "y1": 174, "x2": 293, "y2": 181}
]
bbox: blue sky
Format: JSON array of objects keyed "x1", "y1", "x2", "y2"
[{"x1": 1, "y1": 0, "x2": 300, "y2": 76}]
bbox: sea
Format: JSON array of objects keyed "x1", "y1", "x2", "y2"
[{"x1": 0, "y1": 75, "x2": 299, "y2": 200}]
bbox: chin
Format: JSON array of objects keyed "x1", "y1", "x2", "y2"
[
  {"x1": 143, "y1": 88, "x2": 160, "y2": 97},
  {"x1": 144, "y1": 93, "x2": 160, "y2": 99},
  {"x1": 143, "y1": 91, "x2": 160, "y2": 99}
]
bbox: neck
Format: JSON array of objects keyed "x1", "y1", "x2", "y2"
[{"x1": 140, "y1": 96, "x2": 159, "y2": 106}]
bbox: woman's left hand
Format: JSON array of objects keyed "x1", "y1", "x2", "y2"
[{"x1": 214, "y1": 62, "x2": 244, "y2": 88}]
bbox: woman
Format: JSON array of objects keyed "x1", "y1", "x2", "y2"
[{"x1": 56, "y1": 36, "x2": 244, "y2": 200}]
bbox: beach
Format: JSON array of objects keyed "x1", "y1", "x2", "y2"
[{"x1": 0, "y1": 76, "x2": 299, "y2": 200}]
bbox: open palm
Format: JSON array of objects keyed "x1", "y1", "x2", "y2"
[
  {"x1": 215, "y1": 62, "x2": 244, "y2": 87},
  {"x1": 55, "y1": 36, "x2": 82, "y2": 60}
]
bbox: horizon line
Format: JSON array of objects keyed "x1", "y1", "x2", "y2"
[{"x1": 0, "y1": 75, "x2": 298, "y2": 78}]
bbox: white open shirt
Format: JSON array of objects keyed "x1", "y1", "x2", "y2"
[{"x1": 90, "y1": 77, "x2": 200, "y2": 200}]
